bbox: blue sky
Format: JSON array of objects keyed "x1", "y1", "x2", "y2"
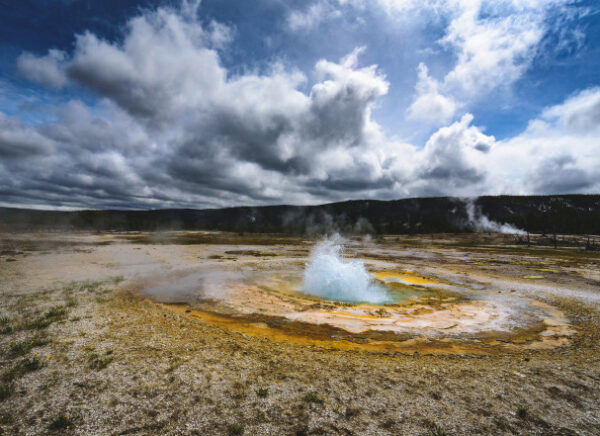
[{"x1": 0, "y1": 0, "x2": 599, "y2": 209}]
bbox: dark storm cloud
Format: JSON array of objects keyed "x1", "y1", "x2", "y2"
[
  {"x1": 529, "y1": 155, "x2": 594, "y2": 194},
  {"x1": 0, "y1": 114, "x2": 55, "y2": 158},
  {"x1": 1, "y1": 1, "x2": 599, "y2": 209},
  {"x1": 305, "y1": 174, "x2": 395, "y2": 192}
]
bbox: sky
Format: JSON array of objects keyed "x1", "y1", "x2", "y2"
[{"x1": 0, "y1": 0, "x2": 599, "y2": 210}]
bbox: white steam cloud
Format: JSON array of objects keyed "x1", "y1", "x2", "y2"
[{"x1": 464, "y1": 198, "x2": 526, "y2": 235}]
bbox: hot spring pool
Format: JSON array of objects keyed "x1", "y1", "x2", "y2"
[{"x1": 138, "y1": 236, "x2": 575, "y2": 354}]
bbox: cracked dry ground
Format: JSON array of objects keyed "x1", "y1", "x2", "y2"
[{"x1": 0, "y1": 232, "x2": 599, "y2": 435}]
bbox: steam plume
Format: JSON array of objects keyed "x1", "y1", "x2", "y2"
[{"x1": 464, "y1": 198, "x2": 526, "y2": 234}]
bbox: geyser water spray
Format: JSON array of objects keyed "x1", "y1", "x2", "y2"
[{"x1": 302, "y1": 237, "x2": 391, "y2": 304}]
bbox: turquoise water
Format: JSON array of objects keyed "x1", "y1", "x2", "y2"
[{"x1": 301, "y1": 239, "x2": 405, "y2": 304}]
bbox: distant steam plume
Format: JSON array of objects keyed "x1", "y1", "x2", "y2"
[{"x1": 464, "y1": 198, "x2": 526, "y2": 235}]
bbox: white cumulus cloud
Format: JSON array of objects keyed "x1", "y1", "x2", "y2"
[{"x1": 1, "y1": 0, "x2": 598, "y2": 210}]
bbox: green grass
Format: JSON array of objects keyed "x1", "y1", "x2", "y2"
[
  {"x1": 22, "y1": 357, "x2": 42, "y2": 371},
  {"x1": 21, "y1": 305, "x2": 68, "y2": 330},
  {"x1": 8, "y1": 341, "x2": 32, "y2": 356},
  {"x1": 227, "y1": 423, "x2": 245, "y2": 435},
  {"x1": 5, "y1": 258, "x2": 17, "y2": 262},
  {"x1": 0, "y1": 383, "x2": 13, "y2": 401},
  {"x1": 88, "y1": 354, "x2": 113, "y2": 370},
  {"x1": 48, "y1": 414, "x2": 74, "y2": 431},
  {"x1": 22, "y1": 317, "x2": 53, "y2": 330},
  {"x1": 0, "y1": 317, "x2": 12, "y2": 334},
  {"x1": 423, "y1": 424, "x2": 448, "y2": 436},
  {"x1": 63, "y1": 280, "x2": 106, "y2": 295},
  {"x1": 8, "y1": 337, "x2": 50, "y2": 357},
  {"x1": 110, "y1": 275, "x2": 125, "y2": 284},
  {"x1": 44, "y1": 306, "x2": 67, "y2": 319},
  {"x1": 39, "y1": 377, "x2": 58, "y2": 392},
  {"x1": 81, "y1": 281, "x2": 104, "y2": 293},
  {"x1": 2, "y1": 357, "x2": 43, "y2": 382},
  {"x1": 302, "y1": 392, "x2": 324, "y2": 404},
  {"x1": 256, "y1": 387, "x2": 269, "y2": 398}
]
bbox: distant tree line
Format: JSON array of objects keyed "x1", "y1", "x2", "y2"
[{"x1": 1, "y1": 195, "x2": 599, "y2": 235}]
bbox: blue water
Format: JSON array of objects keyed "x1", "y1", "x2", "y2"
[{"x1": 302, "y1": 239, "x2": 394, "y2": 304}]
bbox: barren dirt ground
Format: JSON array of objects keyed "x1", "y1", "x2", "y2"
[{"x1": 1, "y1": 232, "x2": 599, "y2": 435}]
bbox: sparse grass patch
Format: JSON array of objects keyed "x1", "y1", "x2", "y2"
[
  {"x1": 39, "y1": 377, "x2": 58, "y2": 392},
  {"x1": 0, "y1": 318, "x2": 12, "y2": 334},
  {"x1": 5, "y1": 258, "x2": 17, "y2": 262},
  {"x1": 63, "y1": 279, "x2": 112, "y2": 297},
  {"x1": 3, "y1": 366, "x2": 20, "y2": 382},
  {"x1": 48, "y1": 414, "x2": 74, "y2": 431},
  {"x1": 88, "y1": 353, "x2": 113, "y2": 370},
  {"x1": 227, "y1": 423, "x2": 245, "y2": 435},
  {"x1": 44, "y1": 306, "x2": 67, "y2": 319},
  {"x1": 2, "y1": 357, "x2": 43, "y2": 382},
  {"x1": 22, "y1": 317, "x2": 53, "y2": 330},
  {"x1": 0, "y1": 412, "x2": 13, "y2": 424},
  {"x1": 0, "y1": 383, "x2": 13, "y2": 401},
  {"x1": 423, "y1": 424, "x2": 448, "y2": 436},
  {"x1": 22, "y1": 356, "x2": 43, "y2": 372},
  {"x1": 21, "y1": 305, "x2": 67, "y2": 330},
  {"x1": 70, "y1": 316, "x2": 81, "y2": 322},
  {"x1": 110, "y1": 275, "x2": 124, "y2": 285},
  {"x1": 82, "y1": 280, "x2": 105, "y2": 293},
  {"x1": 302, "y1": 392, "x2": 324, "y2": 404},
  {"x1": 256, "y1": 387, "x2": 268, "y2": 398},
  {"x1": 8, "y1": 337, "x2": 49, "y2": 357},
  {"x1": 9, "y1": 341, "x2": 31, "y2": 356}
]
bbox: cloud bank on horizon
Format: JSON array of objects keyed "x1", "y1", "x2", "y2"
[{"x1": 0, "y1": 0, "x2": 599, "y2": 209}]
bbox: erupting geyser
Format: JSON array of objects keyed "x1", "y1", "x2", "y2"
[{"x1": 302, "y1": 238, "x2": 392, "y2": 304}]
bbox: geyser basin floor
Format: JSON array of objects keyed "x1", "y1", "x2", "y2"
[{"x1": 2, "y1": 231, "x2": 600, "y2": 435}]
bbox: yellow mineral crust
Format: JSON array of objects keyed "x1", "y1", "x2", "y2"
[{"x1": 155, "y1": 268, "x2": 575, "y2": 354}]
